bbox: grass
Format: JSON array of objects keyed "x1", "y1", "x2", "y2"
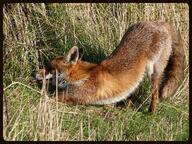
[{"x1": 3, "y1": 3, "x2": 189, "y2": 141}]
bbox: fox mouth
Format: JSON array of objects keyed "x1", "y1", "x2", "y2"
[{"x1": 35, "y1": 73, "x2": 54, "y2": 81}]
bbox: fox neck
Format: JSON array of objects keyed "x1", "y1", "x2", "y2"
[
  {"x1": 68, "y1": 60, "x2": 98, "y2": 85},
  {"x1": 76, "y1": 60, "x2": 98, "y2": 70}
]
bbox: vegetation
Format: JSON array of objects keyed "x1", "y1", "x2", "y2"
[{"x1": 3, "y1": 3, "x2": 189, "y2": 141}]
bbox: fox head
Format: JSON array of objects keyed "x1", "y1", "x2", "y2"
[{"x1": 36, "y1": 46, "x2": 96, "y2": 89}]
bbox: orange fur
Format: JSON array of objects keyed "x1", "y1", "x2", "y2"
[{"x1": 36, "y1": 21, "x2": 185, "y2": 113}]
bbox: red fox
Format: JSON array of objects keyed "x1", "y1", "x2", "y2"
[{"x1": 36, "y1": 21, "x2": 185, "y2": 112}]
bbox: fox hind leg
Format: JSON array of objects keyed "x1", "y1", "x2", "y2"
[{"x1": 149, "y1": 71, "x2": 161, "y2": 113}]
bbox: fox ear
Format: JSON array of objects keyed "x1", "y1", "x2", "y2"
[{"x1": 67, "y1": 46, "x2": 79, "y2": 64}]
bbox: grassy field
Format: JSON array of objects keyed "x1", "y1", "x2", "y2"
[{"x1": 3, "y1": 3, "x2": 189, "y2": 141}]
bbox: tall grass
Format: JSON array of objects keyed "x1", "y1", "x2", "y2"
[{"x1": 3, "y1": 3, "x2": 189, "y2": 141}]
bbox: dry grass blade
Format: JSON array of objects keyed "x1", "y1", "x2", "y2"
[
  {"x1": 79, "y1": 121, "x2": 84, "y2": 141},
  {"x1": 3, "y1": 81, "x2": 41, "y2": 94},
  {"x1": 3, "y1": 94, "x2": 10, "y2": 125}
]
